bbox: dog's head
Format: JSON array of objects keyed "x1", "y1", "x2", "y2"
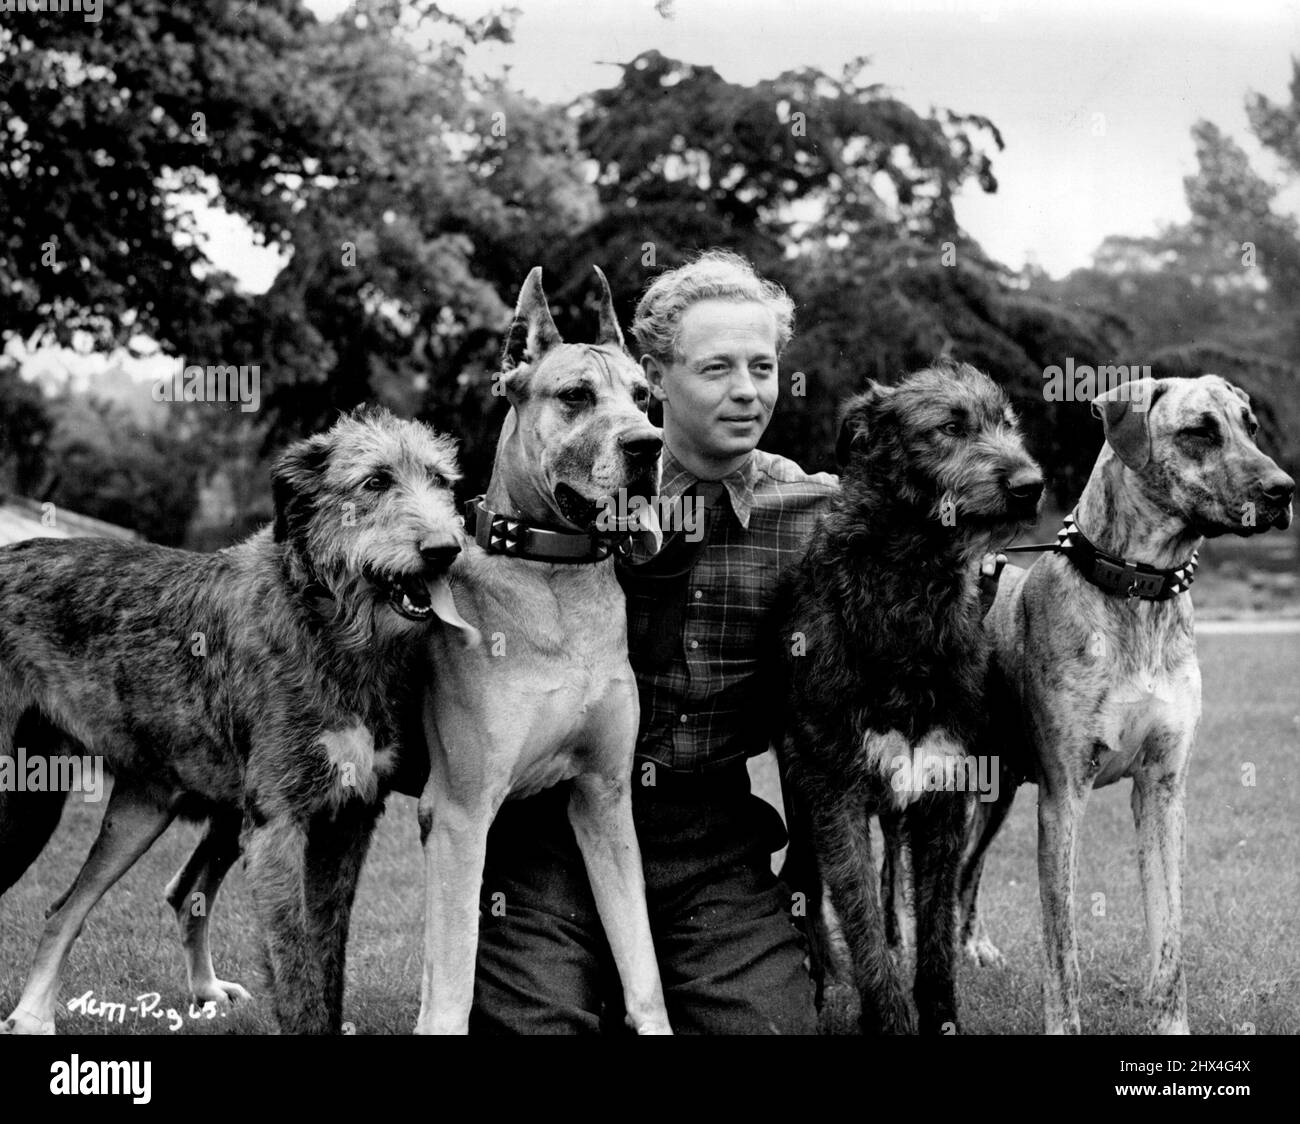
[
  {"x1": 1092, "y1": 374, "x2": 1294, "y2": 537},
  {"x1": 272, "y1": 406, "x2": 479, "y2": 647},
  {"x1": 494, "y1": 266, "x2": 663, "y2": 552},
  {"x1": 837, "y1": 363, "x2": 1044, "y2": 541}
]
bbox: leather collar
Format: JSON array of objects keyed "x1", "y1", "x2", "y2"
[
  {"x1": 1004, "y1": 510, "x2": 1199, "y2": 602},
  {"x1": 464, "y1": 496, "x2": 630, "y2": 564}
]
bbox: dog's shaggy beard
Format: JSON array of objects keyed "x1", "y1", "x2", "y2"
[{"x1": 290, "y1": 562, "x2": 418, "y2": 704}]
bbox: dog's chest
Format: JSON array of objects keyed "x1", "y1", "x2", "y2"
[
  {"x1": 859, "y1": 726, "x2": 985, "y2": 809},
  {"x1": 1051, "y1": 592, "x2": 1201, "y2": 786},
  {"x1": 433, "y1": 556, "x2": 637, "y2": 795}
]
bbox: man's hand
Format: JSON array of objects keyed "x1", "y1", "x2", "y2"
[{"x1": 978, "y1": 552, "x2": 1006, "y2": 619}]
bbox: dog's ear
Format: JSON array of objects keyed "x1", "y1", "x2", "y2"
[
  {"x1": 1225, "y1": 380, "x2": 1252, "y2": 407},
  {"x1": 592, "y1": 265, "x2": 626, "y2": 350},
  {"x1": 835, "y1": 381, "x2": 893, "y2": 466},
  {"x1": 1091, "y1": 377, "x2": 1167, "y2": 470},
  {"x1": 271, "y1": 433, "x2": 332, "y2": 544},
  {"x1": 502, "y1": 267, "x2": 563, "y2": 372}
]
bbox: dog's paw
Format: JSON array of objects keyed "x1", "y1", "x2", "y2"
[
  {"x1": 191, "y1": 979, "x2": 252, "y2": 1007},
  {"x1": 0, "y1": 1008, "x2": 56, "y2": 1035},
  {"x1": 964, "y1": 933, "x2": 1004, "y2": 968}
]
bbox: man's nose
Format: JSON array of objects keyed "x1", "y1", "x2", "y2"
[{"x1": 729, "y1": 371, "x2": 758, "y2": 401}]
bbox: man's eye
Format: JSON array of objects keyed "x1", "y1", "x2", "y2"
[{"x1": 363, "y1": 473, "x2": 392, "y2": 492}]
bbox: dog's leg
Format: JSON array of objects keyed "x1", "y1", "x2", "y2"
[
  {"x1": 0, "y1": 715, "x2": 73, "y2": 898},
  {"x1": 0, "y1": 782, "x2": 175, "y2": 1035},
  {"x1": 811, "y1": 794, "x2": 913, "y2": 1033},
  {"x1": 909, "y1": 792, "x2": 967, "y2": 1033},
  {"x1": 1037, "y1": 778, "x2": 1090, "y2": 1035},
  {"x1": 302, "y1": 801, "x2": 380, "y2": 1030},
  {"x1": 568, "y1": 771, "x2": 671, "y2": 1035},
  {"x1": 0, "y1": 787, "x2": 68, "y2": 900},
  {"x1": 414, "y1": 780, "x2": 493, "y2": 1035},
  {"x1": 243, "y1": 815, "x2": 330, "y2": 1034},
  {"x1": 879, "y1": 810, "x2": 911, "y2": 952},
  {"x1": 957, "y1": 782, "x2": 1016, "y2": 967},
  {"x1": 163, "y1": 809, "x2": 251, "y2": 1008},
  {"x1": 1131, "y1": 754, "x2": 1190, "y2": 1035}
]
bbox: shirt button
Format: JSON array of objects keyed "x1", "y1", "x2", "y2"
[
  {"x1": 693, "y1": 590, "x2": 703, "y2": 600},
  {"x1": 689, "y1": 639, "x2": 699, "y2": 650},
  {"x1": 679, "y1": 714, "x2": 688, "y2": 724}
]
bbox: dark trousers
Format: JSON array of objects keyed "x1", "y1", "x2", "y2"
[{"x1": 469, "y1": 769, "x2": 818, "y2": 1035}]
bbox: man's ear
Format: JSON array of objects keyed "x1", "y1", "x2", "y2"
[
  {"x1": 271, "y1": 433, "x2": 332, "y2": 543},
  {"x1": 502, "y1": 266, "x2": 563, "y2": 372},
  {"x1": 835, "y1": 381, "x2": 892, "y2": 466},
  {"x1": 1091, "y1": 377, "x2": 1166, "y2": 470},
  {"x1": 641, "y1": 354, "x2": 669, "y2": 402}
]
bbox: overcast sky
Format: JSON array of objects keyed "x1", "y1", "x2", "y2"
[{"x1": 299, "y1": 0, "x2": 1299, "y2": 281}]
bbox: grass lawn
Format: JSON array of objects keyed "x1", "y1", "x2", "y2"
[{"x1": 1, "y1": 631, "x2": 1296, "y2": 1035}]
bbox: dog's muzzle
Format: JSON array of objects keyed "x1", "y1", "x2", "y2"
[{"x1": 365, "y1": 550, "x2": 480, "y2": 646}]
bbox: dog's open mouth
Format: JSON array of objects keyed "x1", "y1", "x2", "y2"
[
  {"x1": 554, "y1": 483, "x2": 608, "y2": 531},
  {"x1": 363, "y1": 567, "x2": 479, "y2": 646},
  {"x1": 382, "y1": 572, "x2": 438, "y2": 621}
]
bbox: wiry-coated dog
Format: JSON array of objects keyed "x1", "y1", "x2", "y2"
[
  {"x1": 0, "y1": 407, "x2": 478, "y2": 1035},
  {"x1": 957, "y1": 374, "x2": 1295, "y2": 1034},
  {"x1": 414, "y1": 266, "x2": 672, "y2": 1034},
  {"x1": 777, "y1": 363, "x2": 1042, "y2": 1034}
]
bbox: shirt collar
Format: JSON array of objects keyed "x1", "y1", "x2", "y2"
[{"x1": 659, "y1": 443, "x2": 758, "y2": 529}]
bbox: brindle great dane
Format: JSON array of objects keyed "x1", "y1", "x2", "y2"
[{"x1": 957, "y1": 374, "x2": 1294, "y2": 1034}]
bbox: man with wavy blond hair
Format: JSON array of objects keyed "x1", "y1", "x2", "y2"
[{"x1": 471, "y1": 250, "x2": 836, "y2": 1034}]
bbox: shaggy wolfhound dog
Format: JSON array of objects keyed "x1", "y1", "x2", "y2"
[
  {"x1": 0, "y1": 407, "x2": 477, "y2": 1034},
  {"x1": 778, "y1": 363, "x2": 1042, "y2": 1033}
]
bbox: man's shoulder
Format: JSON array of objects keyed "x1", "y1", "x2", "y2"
[{"x1": 751, "y1": 448, "x2": 839, "y2": 496}]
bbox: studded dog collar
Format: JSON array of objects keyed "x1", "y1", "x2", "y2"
[
  {"x1": 1004, "y1": 510, "x2": 1199, "y2": 602},
  {"x1": 464, "y1": 496, "x2": 631, "y2": 564}
]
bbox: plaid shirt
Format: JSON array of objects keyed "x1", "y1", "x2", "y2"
[{"x1": 618, "y1": 444, "x2": 839, "y2": 773}]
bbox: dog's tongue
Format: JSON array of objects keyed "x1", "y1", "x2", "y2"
[
  {"x1": 632, "y1": 502, "x2": 663, "y2": 555},
  {"x1": 428, "y1": 577, "x2": 480, "y2": 648}
]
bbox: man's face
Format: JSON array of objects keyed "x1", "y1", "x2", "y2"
[{"x1": 646, "y1": 299, "x2": 780, "y2": 462}]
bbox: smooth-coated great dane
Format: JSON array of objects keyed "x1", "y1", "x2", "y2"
[
  {"x1": 414, "y1": 267, "x2": 672, "y2": 1035},
  {"x1": 960, "y1": 374, "x2": 1294, "y2": 1034}
]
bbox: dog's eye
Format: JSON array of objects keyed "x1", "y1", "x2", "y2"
[
  {"x1": 939, "y1": 422, "x2": 964, "y2": 437},
  {"x1": 1246, "y1": 418, "x2": 1259, "y2": 438},
  {"x1": 363, "y1": 473, "x2": 393, "y2": 492},
  {"x1": 558, "y1": 387, "x2": 593, "y2": 406},
  {"x1": 1180, "y1": 426, "x2": 1218, "y2": 443}
]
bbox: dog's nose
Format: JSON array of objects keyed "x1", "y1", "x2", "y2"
[
  {"x1": 420, "y1": 542, "x2": 461, "y2": 571},
  {"x1": 620, "y1": 433, "x2": 663, "y2": 462},
  {"x1": 1261, "y1": 471, "x2": 1295, "y2": 505},
  {"x1": 1005, "y1": 470, "x2": 1044, "y2": 506}
]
